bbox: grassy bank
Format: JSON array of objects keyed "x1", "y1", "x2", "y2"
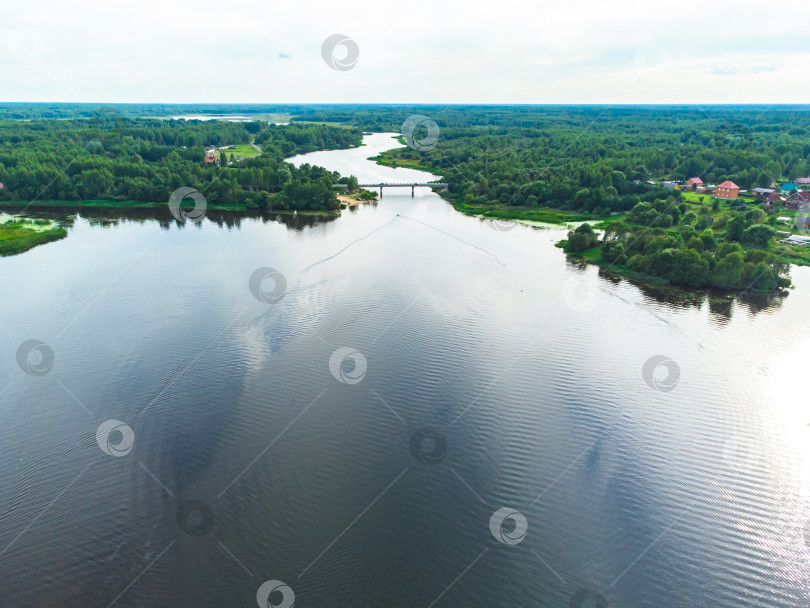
[
  {"x1": 368, "y1": 150, "x2": 433, "y2": 172},
  {"x1": 454, "y1": 203, "x2": 596, "y2": 225},
  {"x1": 0, "y1": 222, "x2": 67, "y2": 256}
]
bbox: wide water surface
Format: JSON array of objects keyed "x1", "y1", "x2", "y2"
[{"x1": 2, "y1": 133, "x2": 810, "y2": 607}]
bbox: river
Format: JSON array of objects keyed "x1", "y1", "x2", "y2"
[{"x1": 1, "y1": 132, "x2": 810, "y2": 607}]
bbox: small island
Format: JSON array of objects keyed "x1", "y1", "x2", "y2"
[{"x1": 0, "y1": 215, "x2": 67, "y2": 256}]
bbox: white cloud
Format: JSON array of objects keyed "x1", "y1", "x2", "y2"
[{"x1": 1, "y1": 0, "x2": 808, "y2": 102}]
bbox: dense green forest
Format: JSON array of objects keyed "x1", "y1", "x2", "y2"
[
  {"x1": 3, "y1": 104, "x2": 810, "y2": 290},
  {"x1": 0, "y1": 117, "x2": 361, "y2": 211},
  {"x1": 303, "y1": 105, "x2": 810, "y2": 292},
  {"x1": 562, "y1": 208, "x2": 791, "y2": 292},
  {"x1": 324, "y1": 105, "x2": 810, "y2": 214}
]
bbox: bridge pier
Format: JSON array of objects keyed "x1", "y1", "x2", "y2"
[{"x1": 356, "y1": 183, "x2": 449, "y2": 197}]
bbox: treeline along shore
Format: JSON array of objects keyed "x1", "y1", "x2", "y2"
[{"x1": 3, "y1": 104, "x2": 810, "y2": 294}]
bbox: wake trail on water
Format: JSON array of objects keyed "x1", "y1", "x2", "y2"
[
  {"x1": 396, "y1": 214, "x2": 505, "y2": 266},
  {"x1": 300, "y1": 214, "x2": 505, "y2": 273},
  {"x1": 602, "y1": 288, "x2": 686, "y2": 337},
  {"x1": 300, "y1": 216, "x2": 400, "y2": 273}
]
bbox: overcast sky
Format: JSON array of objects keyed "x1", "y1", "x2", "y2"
[{"x1": 2, "y1": 0, "x2": 809, "y2": 104}]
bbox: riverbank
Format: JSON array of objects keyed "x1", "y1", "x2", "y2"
[
  {"x1": 368, "y1": 143, "x2": 599, "y2": 226},
  {"x1": 0, "y1": 200, "x2": 340, "y2": 216},
  {"x1": 0, "y1": 216, "x2": 67, "y2": 256}
]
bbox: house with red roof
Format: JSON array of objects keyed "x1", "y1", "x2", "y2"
[
  {"x1": 205, "y1": 153, "x2": 218, "y2": 164},
  {"x1": 784, "y1": 189, "x2": 810, "y2": 210},
  {"x1": 683, "y1": 177, "x2": 703, "y2": 191},
  {"x1": 765, "y1": 191, "x2": 782, "y2": 206},
  {"x1": 715, "y1": 180, "x2": 740, "y2": 200}
]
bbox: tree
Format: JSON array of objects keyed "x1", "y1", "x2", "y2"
[
  {"x1": 653, "y1": 248, "x2": 709, "y2": 287},
  {"x1": 566, "y1": 223, "x2": 599, "y2": 253},
  {"x1": 700, "y1": 229, "x2": 717, "y2": 250},
  {"x1": 744, "y1": 208, "x2": 765, "y2": 225},
  {"x1": 712, "y1": 252, "x2": 744, "y2": 289},
  {"x1": 347, "y1": 175, "x2": 359, "y2": 193},
  {"x1": 687, "y1": 236, "x2": 704, "y2": 251},
  {"x1": 601, "y1": 241, "x2": 626, "y2": 264},
  {"x1": 726, "y1": 215, "x2": 745, "y2": 242},
  {"x1": 741, "y1": 224, "x2": 775, "y2": 247}
]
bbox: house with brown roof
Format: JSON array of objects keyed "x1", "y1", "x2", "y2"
[
  {"x1": 784, "y1": 190, "x2": 810, "y2": 210},
  {"x1": 682, "y1": 177, "x2": 703, "y2": 191},
  {"x1": 764, "y1": 191, "x2": 782, "y2": 206},
  {"x1": 715, "y1": 180, "x2": 740, "y2": 200}
]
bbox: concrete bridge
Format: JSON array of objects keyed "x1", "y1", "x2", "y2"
[{"x1": 358, "y1": 182, "x2": 449, "y2": 196}]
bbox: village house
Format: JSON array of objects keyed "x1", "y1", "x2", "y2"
[
  {"x1": 781, "y1": 182, "x2": 799, "y2": 196},
  {"x1": 715, "y1": 180, "x2": 740, "y2": 200},
  {"x1": 683, "y1": 177, "x2": 703, "y2": 191},
  {"x1": 752, "y1": 187, "x2": 775, "y2": 198},
  {"x1": 784, "y1": 189, "x2": 810, "y2": 210},
  {"x1": 205, "y1": 152, "x2": 219, "y2": 165},
  {"x1": 793, "y1": 177, "x2": 810, "y2": 186},
  {"x1": 765, "y1": 191, "x2": 782, "y2": 206}
]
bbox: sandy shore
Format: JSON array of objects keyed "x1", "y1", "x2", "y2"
[{"x1": 338, "y1": 195, "x2": 374, "y2": 207}]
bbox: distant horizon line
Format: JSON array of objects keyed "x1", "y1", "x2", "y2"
[{"x1": 2, "y1": 102, "x2": 810, "y2": 108}]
